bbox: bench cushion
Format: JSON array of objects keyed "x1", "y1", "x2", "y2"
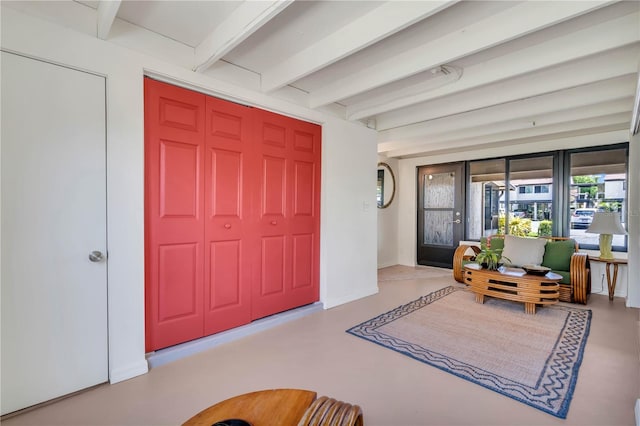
[
  {"x1": 501, "y1": 235, "x2": 547, "y2": 267},
  {"x1": 541, "y1": 239, "x2": 575, "y2": 272}
]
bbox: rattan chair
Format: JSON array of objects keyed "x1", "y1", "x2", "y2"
[{"x1": 297, "y1": 396, "x2": 363, "y2": 426}]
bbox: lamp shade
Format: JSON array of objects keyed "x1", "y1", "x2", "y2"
[
  {"x1": 585, "y1": 212, "x2": 627, "y2": 235},
  {"x1": 585, "y1": 212, "x2": 626, "y2": 259}
]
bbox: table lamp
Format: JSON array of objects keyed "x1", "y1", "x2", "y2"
[{"x1": 585, "y1": 212, "x2": 627, "y2": 259}]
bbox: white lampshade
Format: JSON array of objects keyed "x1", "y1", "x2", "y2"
[
  {"x1": 585, "y1": 212, "x2": 627, "y2": 235},
  {"x1": 585, "y1": 212, "x2": 626, "y2": 259}
]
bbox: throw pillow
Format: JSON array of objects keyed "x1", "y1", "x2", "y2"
[
  {"x1": 487, "y1": 236, "x2": 504, "y2": 250},
  {"x1": 501, "y1": 235, "x2": 547, "y2": 267},
  {"x1": 541, "y1": 239, "x2": 575, "y2": 271}
]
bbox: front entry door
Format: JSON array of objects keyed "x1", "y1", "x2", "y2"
[
  {"x1": 1, "y1": 52, "x2": 108, "y2": 414},
  {"x1": 417, "y1": 162, "x2": 465, "y2": 268}
]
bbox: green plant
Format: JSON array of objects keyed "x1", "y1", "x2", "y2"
[
  {"x1": 474, "y1": 248, "x2": 511, "y2": 271},
  {"x1": 537, "y1": 220, "x2": 552, "y2": 237},
  {"x1": 498, "y1": 215, "x2": 532, "y2": 236}
]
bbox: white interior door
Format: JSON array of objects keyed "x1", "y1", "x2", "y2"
[{"x1": 1, "y1": 51, "x2": 108, "y2": 415}]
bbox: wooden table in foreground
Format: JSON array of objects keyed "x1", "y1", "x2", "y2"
[
  {"x1": 182, "y1": 388, "x2": 363, "y2": 426},
  {"x1": 463, "y1": 266, "x2": 561, "y2": 314},
  {"x1": 183, "y1": 389, "x2": 316, "y2": 426}
]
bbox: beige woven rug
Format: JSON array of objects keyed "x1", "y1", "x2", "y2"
[{"x1": 347, "y1": 286, "x2": 591, "y2": 418}]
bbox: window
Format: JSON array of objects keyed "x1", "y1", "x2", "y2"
[
  {"x1": 467, "y1": 159, "x2": 505, "y2": 240},
  {"x1": 508, "y1": 156, "x2": 554, "y2": 236},
  {"x1": 465, "y1": 143, "x2": 628, "y2": 252},
  {"x1": 568, "y1": 147, "x2": 627, "y2": 250}
]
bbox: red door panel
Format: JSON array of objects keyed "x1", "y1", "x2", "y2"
[
  {"x1": 292, "y1": 234, "x2": 313, "y2": 289},
  {"x1": 159, "y1": 140, "x2": 200, "y2": 217},
  {"x1": 287, "y1": 120, "x2": 321, "y2": 310},
  {"x1": 145, "y1": 78, "x2": 205, "y2": 351},
  {"x1": 203, "y1": 97, "x2": 253, "y2": 335},
  {"x1": 260, "y1": 236, "x2": 286, "y2": 296},
  {"x1": 252, "y1": 109, "x2": 321, "y2": 319}
]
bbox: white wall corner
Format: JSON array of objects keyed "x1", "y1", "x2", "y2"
[
  {"x1": 109, "y1": 360, "x2": 149, "y2": 384},
  {"x1": 626, "y1": 132, "x2": 640, "y2": 308}
]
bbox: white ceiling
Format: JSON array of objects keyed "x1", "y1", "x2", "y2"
[{"x1": 9, "y1": 0, "x2": 640, "y2": 159}]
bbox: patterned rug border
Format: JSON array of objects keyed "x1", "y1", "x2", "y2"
[{"x1": 346, "y1": 286, "x2": 592, "y2": 419}]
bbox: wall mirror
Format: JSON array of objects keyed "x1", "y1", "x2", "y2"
[{"x1": 377, "y1": 162, "x2": 396, "y2": 209}]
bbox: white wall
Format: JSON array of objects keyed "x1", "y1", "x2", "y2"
[
  {"x1": 627, "y1": 131, "x2": 640, "y2": 308},
  {"x1": 394, "y1": 131, "x2": 638, "y2": 307},
  {"x1": 322, "y1": 120, "x2": 378, "y2": 308},
  {"x1": 377, "y1": 156, "x2": 399, "y2": 268},
  {"x1": 1, "y1": 6, "x2": 379, "y2": 382}
]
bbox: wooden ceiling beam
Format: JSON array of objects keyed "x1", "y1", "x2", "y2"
[
  {"x1": 388, "y1": 121, "x2": 630, "y2": 159},
  {"x1": 377, "y1": 75, "x2": 637, "y2": 146},
  {"x1": 308, "y1": 0, "x2": 614, "y2": 108},
  {"x1": 379, "y1": 98, "x2": 634, "y2": 154},
  {"x1": 376, "y1": 45, "x2": 639, "y2": 130},
  {"x1": 193, "y1": 0, "x2": 293, "y2": 73},
  {"x1": 260, "y1": 1, "x2": 458, "y2": 93},
  {"x1": 96, "y1": 0, "x2": 121, "y2": 40},
  {"x1": 348, "y1": 12, "x2": 640, "y2": 121},
  {"x1": 385, "y1": 112, "x2": 631, "y2": 158}
]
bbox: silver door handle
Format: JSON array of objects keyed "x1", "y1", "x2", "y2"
[
  {"x1": 451, "y1": 219, "x2": 461, "y2": 224},
  {"x1": 89, "y1": 250, "x2": 104, "y2": 262}
]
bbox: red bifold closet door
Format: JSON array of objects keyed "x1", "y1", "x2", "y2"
[
  {"x1": 145, "y1": 79, "x2": 205, "y2": 351},
  {"x1": 145, "y1": 78, "x2": 321, "y2": 351},
  {"x1": 203, "y1": 97, "x2": 254, "y2": 335},
  {"x1": 252, "y1": 109, "x2": 321, "y2": 319}
]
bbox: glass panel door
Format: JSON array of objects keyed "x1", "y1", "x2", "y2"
[{"x1": 417, "y1": 162, "x2": 464, "y2": 268}]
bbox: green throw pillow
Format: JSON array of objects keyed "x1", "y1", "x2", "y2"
[
  {"x1": 541, "y1": 239, "x2": 575, "y2": 271},
  {"x1": 487, "y1": 237, "x2": 504, "y2": 250}
]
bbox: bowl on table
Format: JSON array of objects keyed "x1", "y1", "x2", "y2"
[{"x1": 522, "y1": 264, "x2": 551, "y2": 276}]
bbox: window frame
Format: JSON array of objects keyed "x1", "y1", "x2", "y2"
[{"x1": 464, "y1": 143, "x2": 628, "y2": 252}]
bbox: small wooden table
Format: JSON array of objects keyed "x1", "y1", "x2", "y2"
[
  {"x1": 183, "y1": 389, "x2": 317, "y2": 426},
  {"x1": 589, "y1": 256, "x2": 627, "y2": 301},
  {"x1": 463, "y1": 266, "x2": 561, "y2": 314}
]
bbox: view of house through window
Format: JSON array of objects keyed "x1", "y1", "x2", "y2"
[
  {"x1": 507, "y1": 156, "x2": 554, "y2": 237},
  {"x1": 465, "y1": 143, "x2": 628, "y2": 252},
  {"x1": 569, "y1": 147, "x2": 627, "y2": 248},
  {"x1": 468, "y1": 159, "x2": 505, "y2": 240}
]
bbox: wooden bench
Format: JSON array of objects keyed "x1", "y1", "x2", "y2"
[
  {"x1": 463, "y1": 266, "x2": 560, "y2": 314},
  {"x1": 453, "y1": 235, "x2": 590, "y2": 304}
]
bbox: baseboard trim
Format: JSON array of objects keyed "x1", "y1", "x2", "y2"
[
  {"x1": 146, "y1": 302, "x2": 324, "y2": 369},
  {"x1": 323, "y1": 286, "x2": 379, "y2": 309},
  {"x1": 109, "y1": 360, "x2": 149, "y2": 384}
]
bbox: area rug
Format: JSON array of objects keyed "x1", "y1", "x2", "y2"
[{"x1": 346, "y1": 286, "x2": 591, "y2": 418}]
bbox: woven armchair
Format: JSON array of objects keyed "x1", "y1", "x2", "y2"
[{"x1": 452, "y1": 235, "x2": 590, "y2": 304}]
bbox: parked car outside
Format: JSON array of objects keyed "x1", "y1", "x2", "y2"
[{"x1": 570, "y1": 208, "x2": 598, "y2": 229}]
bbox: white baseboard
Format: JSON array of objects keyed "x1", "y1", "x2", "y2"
[
  {"x1": 146, "y1": 302, "x2": 324, "y2": 369},
  {"x1": 109, "y1": 360, "x2": 149, "y2": 384},
  {"x1": 323, "y1": 286, "x2": 379, "y2": 309}
]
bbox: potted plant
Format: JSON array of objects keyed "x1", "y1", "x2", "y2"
[{"x1": 474, "y1": 247, "x2": 510, "y2": 271}]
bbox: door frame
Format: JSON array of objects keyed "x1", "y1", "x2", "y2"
[{"x1": 416, "y1": 162, "x2": 466, "y2": 268}]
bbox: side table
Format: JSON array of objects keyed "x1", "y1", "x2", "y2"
[{"x1": 589, "y1": 256, "x2": 627, "y2": 301}]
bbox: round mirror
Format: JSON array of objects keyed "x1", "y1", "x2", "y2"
[{"x1": 377, "y1": 162, "x2": 396, "y2": 209}]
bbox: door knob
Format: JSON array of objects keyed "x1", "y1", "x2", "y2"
[
  {"x1": 89, "y1": 250, "x2": 104, "y2": 262},
  {"x1": 451, "y1": 219, "x2": 461, "y2": 224}
]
